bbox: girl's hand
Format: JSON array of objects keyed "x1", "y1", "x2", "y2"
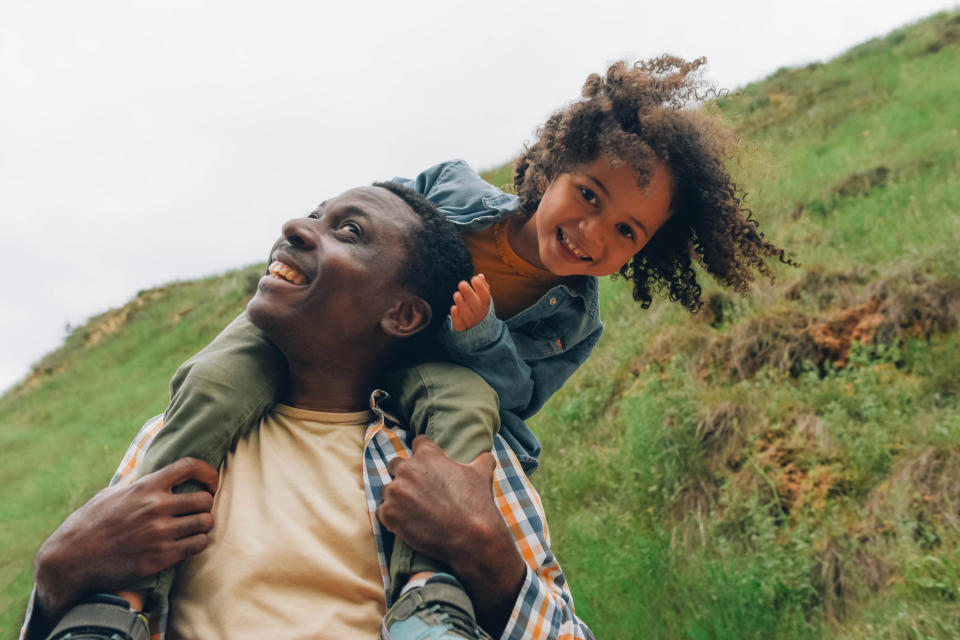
[{"x1": 450, "y1": 274, "x2": 491, "y2": 332}]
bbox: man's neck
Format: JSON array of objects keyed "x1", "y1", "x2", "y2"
[{"x1": 282, "y1": 358, "x2": 378, "y2": 413}]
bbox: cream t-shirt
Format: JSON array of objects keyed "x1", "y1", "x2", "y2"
[{"x1": 168, "y1": 404, "x2": 385, "y2": 639}]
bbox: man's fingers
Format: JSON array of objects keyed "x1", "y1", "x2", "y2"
[
  {"x1": 169, "y1": 512, "x2": 215, "y2": 541},
  {"x1": 171, "y1": 532, "x2": 212, "y2": 561},
  {"x1": 375, "y1": 503, "x2": 396, "y2": 532},
  {"x1": 386, "y1": 456, "x2": 405, "y2": 478},
  {"x1": 411, "y1": 434, "x2": 439, "y2": 455},
  {"x1": 170, "y1": 489, "x2": 215, "y2": 516},
  {"x1": 149, "y1": 457, "x2": 219, "y2": 494},
  {"x1": 468, "y1": 451, "x2": 497, "y2": 479}
]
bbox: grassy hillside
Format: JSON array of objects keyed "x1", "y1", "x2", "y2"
[{"x1": 3, "y1": 10, "x2": 959, "y2": 638}]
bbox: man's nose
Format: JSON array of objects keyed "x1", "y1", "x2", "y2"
[{"x1": 281, "y1": 218, "x2": 318, "y2": 249}]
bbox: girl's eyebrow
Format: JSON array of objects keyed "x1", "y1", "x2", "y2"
[
  {"x1": 630, "y1": 216, "x2": 649, "y2": 235},
  {"x1": 584, "y1": 174, "x2": 610, "y2": 197}
]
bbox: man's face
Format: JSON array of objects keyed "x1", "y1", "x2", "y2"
[{"x1": 247, "y1": 186, "x2": 419, "y2": 356}]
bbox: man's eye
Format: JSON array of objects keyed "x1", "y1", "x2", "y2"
[
  {"x1": 340, "y1": 221, "x2": 362, "y2": 238},
  {"x1": 307, "y1": 212, "x2": 320, "y2": 219},
  {"x1": 579, "y1": 187, "x2": 598, "y2": 206},
  {"x1": 616, "y1": 223, "x2": 635, "y2": 240}
]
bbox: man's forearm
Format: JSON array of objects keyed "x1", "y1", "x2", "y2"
[
  {"x1": 23, "y1": 458, "x2": 218, "y2": 639},
  {"x1": 378, "y1": 438, "x2": 528, "y2": 636},
  {"x1": 28, "y1": 539, "x2": 85, "y2": 640},
  {"x1": 442, "y1": 514, "x2": 525, "y2": 637}
]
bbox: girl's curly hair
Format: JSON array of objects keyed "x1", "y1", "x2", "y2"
[{"x1": 514, "y1": 55, "x2": 794, "y2": 312}]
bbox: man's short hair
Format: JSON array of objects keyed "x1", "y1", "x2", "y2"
[{"x1": 373, "y1": 181, "x2": 474, "y2": 343}]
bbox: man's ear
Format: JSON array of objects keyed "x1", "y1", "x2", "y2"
[{"x1": 380, "y1": 295, "x2": 432, "y2": 338}]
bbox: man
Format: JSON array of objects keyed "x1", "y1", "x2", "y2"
[{"x1": 22, "y1": 183, "x2": 593, "y2": 640}]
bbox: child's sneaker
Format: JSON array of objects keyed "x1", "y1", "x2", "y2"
[
  {"x1": 45, "y1": 594, "x2": 149, "y2": 640},
  {"x1": 380, "y1": 573, "x2": 488, "y2": 640}
]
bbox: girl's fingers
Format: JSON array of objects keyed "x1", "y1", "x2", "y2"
[
  {"x1": 454, "y1": 300, "x2": 481, "y2": 330},
  {"x1": 473, "y1": 274, "x2": 490, "y2": 297},
  {"x1": 459, "y1": 280, "x2": 485, "y2": 316},
  {"x1": 451, "y1": 278, "x2": 491, "y2": 331},
  {"x1": 472, "y1": 276, "x2": 491, "y2": 308},
  {"x1": 451, "y1": 305, "x2": 465, "y2": 332}
]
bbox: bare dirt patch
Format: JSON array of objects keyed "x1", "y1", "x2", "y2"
[
  {"x1": 84, "y1": 290, "x2": 165, "y2": 346},
  {"x1": 806, "y1": 297, "x2": 885, "y2": 368},
  {"x1": 700, "y1": 272, "x2": 960, "y2": 379},
  {"x1": 700, "y1": 309, "x2": 820, "y2": 381}
]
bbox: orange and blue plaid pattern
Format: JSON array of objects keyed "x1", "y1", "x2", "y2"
[
  {"x1": 22, "y1": 390, "x2": 593, "y2": 640},
  {"x1": 364, "y1": 391, "x2": 593, "y2": 639}
]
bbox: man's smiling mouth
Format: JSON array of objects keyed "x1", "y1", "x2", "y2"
[
  {"x1": 268, "y1": 260, "x2": 307, "y2": 285},
  {"x1": 558, "y1": 229, "x2": 592, "y2": 261}
]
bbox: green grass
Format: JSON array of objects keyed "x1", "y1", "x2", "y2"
[{"x1": 4, "y1": 9, "x2": 960, "y2": 639}]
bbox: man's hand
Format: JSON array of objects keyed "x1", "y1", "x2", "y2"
[
  {"x1": 33, "y1": 458, "x2": 218, "y2": 623},
  {"x1": 376, "y1": 436, "x2": 524, "y2": 636},
  {"x1": 450, "y1": 274, "x2": 491, "y2": 332}
]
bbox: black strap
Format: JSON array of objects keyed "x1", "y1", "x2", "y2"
[{"x1": 46, "y1": 598, "x2": 149, "y2": 640}]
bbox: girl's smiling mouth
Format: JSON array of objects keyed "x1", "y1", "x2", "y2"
[{"x1": 557, "y1": 228, "x2": 592, "y2": 262}]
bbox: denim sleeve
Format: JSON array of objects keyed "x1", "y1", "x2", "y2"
[
  {"x1": 391, "y1": 159, "x2": 460, "y2": 195},
  {"x1": 393, "y1": 159, "x2": 519, "y2": 224},
  {"x1": 439, "y1": 301, "x2": 602, "y2": 420}
]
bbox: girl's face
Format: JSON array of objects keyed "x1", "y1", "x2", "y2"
[{"x1": 530, "y1": 156, "x2": 674, "y2": 277}]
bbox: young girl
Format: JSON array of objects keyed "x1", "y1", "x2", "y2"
[{"x1": 129, "y1": 55, "x2": 791, "y2": 638}]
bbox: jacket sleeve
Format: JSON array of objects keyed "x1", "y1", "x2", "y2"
[
  {"x1": 392, "y1": 159, "x2": 520, "y2": 223},
  {"x1": 439, "y1": 301, "x2": 602, "y2": 420},
  {"x1": 492, "y1": 439, "x2": 595, "y2": 640},
  {"x1": 391, "y1": 160, "x2": 454, "y2": 197}
]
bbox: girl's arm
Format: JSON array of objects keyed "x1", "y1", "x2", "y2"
[
  {"x1": 441, "y1": 298, "x2": 602, "y2": 420},
  {"x1": 397, "y1": 160, "x2": 601, "y2": 421}
]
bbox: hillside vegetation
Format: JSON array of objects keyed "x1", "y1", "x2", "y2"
[{"x1": 2, "y1": 11, "x2": 959, "y2": 638}]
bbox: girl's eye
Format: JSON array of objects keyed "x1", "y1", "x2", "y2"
[
  {"x1": 616, "y1": 223, "x2": 635, "y2": 241},
  {"x1": 579, "y1": 187, "x2": 599, "y2": 206}
]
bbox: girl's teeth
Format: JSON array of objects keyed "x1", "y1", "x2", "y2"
[{"x1": 561, "y1": 231, "x2": 589, "y2": 260}]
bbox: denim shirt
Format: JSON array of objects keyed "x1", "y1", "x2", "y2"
[{"x1": 394, "y1": 160, "x2": 604, "y2": 473}]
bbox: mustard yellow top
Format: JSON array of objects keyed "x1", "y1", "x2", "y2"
[{"x1": 464, "y1": 221, "x2": 567, "y2": 320}]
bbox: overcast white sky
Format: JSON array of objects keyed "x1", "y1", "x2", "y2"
[{"x1": 1, "y1": 0, "x2": 956, "y2": 393}]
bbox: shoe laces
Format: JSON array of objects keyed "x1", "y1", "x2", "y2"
[{"x1": 425, "y1": 602, "x2": 483, "y2": 639}]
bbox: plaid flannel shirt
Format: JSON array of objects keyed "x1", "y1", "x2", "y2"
[{"x1": 21, "y1": 390, "x2": 593, "y2": 640}]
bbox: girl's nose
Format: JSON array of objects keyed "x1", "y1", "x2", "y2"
[
  {"x1": 579, "y1": 212, "x2": 603, "y2": 238},
  {"x1": 281, "y1": 217, "x2": 318, "y2": 249}
]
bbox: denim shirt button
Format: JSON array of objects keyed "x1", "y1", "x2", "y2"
[{"x1": 549, "y1": 297, "x2": 557, "y2": 305}]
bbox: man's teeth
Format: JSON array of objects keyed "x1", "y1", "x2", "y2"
[
  {"x1": 268, "y1": 260, "x2": 306, "y2": 285},
  {"x1": 560, "y1": 230, "x2": 591, "y2": 261}
]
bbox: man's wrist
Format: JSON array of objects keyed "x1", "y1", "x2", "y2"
[
  {"x1": 34, "y1": 538, "x2": 84, "y2": 622},
  {"x1": 443, "y1": 511, "x2": 525, "y2": 636}
]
